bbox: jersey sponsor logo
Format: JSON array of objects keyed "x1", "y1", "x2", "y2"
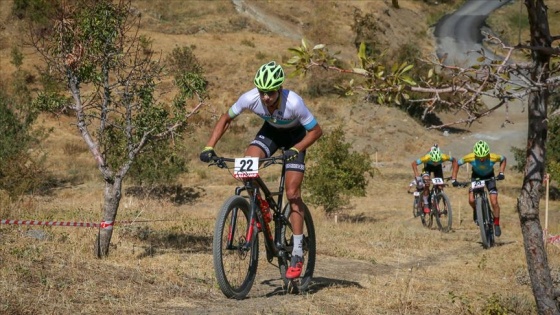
[
  {"x1": 250, "y1": 139, "x2": 271, "y2": 156},
  {"x1": 286, "y1": 163, "x2": 305, "y2": 171}
]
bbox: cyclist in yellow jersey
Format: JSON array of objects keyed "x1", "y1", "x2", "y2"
[
  {"x1": 451, "y1": 140, "x2": 506, "y2": 236},
  {"x1": 411, "y1": 145, "x2": 458, "y2": 215}
]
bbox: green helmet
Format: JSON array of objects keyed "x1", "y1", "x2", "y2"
[
  {"x1": 473, "y1": 140, "x2": 490, "y2": 157},
  {"x1": 254, "y1": 61, "x2": 285, "y2": 91},
  {"x1": 429, "y1": 147, "x2": 442, "y2": 163}
]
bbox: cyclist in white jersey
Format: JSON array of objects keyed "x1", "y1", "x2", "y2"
[{"x1": 199, "y1": 61, "x2": 323, "y2": 279}]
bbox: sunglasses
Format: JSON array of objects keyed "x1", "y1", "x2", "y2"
[{"x1": 258, "y1": 89, "x2": 278, "y2": 97}]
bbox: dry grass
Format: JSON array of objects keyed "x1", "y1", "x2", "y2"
[
  {"x1": 3, "y1": 163, "x2": 559, "y2": 314},
  {"x1": 1, "y1": 0, "x2": 560, "y2": 314}
]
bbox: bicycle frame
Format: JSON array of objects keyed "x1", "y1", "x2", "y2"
[
  {"x1": 233, "y1": 164, "x2": 291, "y2": 262},
  {"x1": 211, "y1": 154, "x2": 316, "y2": 298},
  {"x1": 215, "y1": 154, "x2": 299, "y2": 260}
]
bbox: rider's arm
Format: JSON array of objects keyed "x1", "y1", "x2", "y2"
[
  {"x1": 451, "y1": 158, "x2": 462, "y2": 180},
  {"x1": 499, "y1": 156, "x2": 507, "y2": 173},
  {"x1": 292, "y1": 123, "x2": 323, "y2": 152},
  {"x1": 450, "y1": 158, "x2": 459, "y2": 179},
  {"x1": 411, "y1": 160, "x2": 420, "y2": 177},
  {"x1": 205, "y1": 113, "x2": 234, "y2": 148}
]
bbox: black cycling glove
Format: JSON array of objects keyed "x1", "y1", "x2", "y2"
[
  {"x1": 200, "y1": 146, "x2": 217, "y2": 163},
  {"x1": 283, "y1": 147, "x2": 299, "y2": 162}
]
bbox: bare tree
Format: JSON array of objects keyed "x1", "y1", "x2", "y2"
[
  {"x1": 29, "y1": 0, "x2": 206, "y2": 257},
  {"x1": 287, "y1": 0, "x2": 560, "y2": 312}
]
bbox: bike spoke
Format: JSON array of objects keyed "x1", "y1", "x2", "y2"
[{"x1": 213, "y1": 196, "x2": 258, "y2": 299}]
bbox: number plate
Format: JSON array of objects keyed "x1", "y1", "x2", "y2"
[
  {"x1": 413, "y1": 191, "x2": 420, "y2": 196},
  {"x1": 234, "y1": 157, "x2": 259, "y2": 178},
  {"x1": 471, "y1": 180, "x2": 486, "y2": 189},
  {"x1": 431, "y1": 177, "x2": 444, "y2": 185}
]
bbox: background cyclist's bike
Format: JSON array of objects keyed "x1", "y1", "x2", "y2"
[
  {"x1": 209, "y1": 154, "x2": 316, "y2": 299},
  {"x1": 456, "y1": 177, "x2": 501, "y2": 249},
  {"x1": 412, "y1": 177, "x2": 453, "y2": 232}
]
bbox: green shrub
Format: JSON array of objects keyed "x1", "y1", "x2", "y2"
[
  {"x1": 510, "y1": 146, "x2": 526, "y2": 173},
  {"x1": 0, "y1": 88, "x2": 47, "y2": 197},
  {"x1": 305, "y1": 126, "x2": 374, "y2": 214},
  {"x1": 166, "y1": 45, "x2": 204, "y2": 78}
]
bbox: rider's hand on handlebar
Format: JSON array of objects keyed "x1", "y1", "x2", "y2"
[
  {"x1": 451, "y1": 178, "x2": 459, "y2": 187},
  {"x1": 497, "y1": 172, "x2": 505, "y2": 180},
  {"x1": 283, "y1": 147, "x2": 299, "y2": 162},
  {"x1": 200, "y1": 146, "x2": 217, "y2": 163}
]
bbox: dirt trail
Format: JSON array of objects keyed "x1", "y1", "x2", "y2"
[{"x1": 440, "y1": 97, "x2": 527, "y2": 163}]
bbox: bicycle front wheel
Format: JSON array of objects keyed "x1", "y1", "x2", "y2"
[
  {"x1": 213, "y1": 195, "x2": 258, "y2": 299},
  {"x1": 412, "y1": 194, "x2": 420, "y2": 218},
  {"x1": 435, "y1": 192, "x2": 452, "y2": 232},
  {"x1": 420, "y1": 208, "x2": 433, "y2": 228},
  {"x1": 279, "y1": 202, "x2": 316, "y2": 293},
  {"x1": 475, "y1": 197, "x2": 493, "y2": 249}
]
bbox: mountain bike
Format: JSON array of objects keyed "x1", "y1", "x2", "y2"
[
  {"x1": 412, "y1": 177, "x2": 453, "y2": 232},
  {"x1": 456, "y1": 177, "x2": 501, "y2": 249},
  {"x1": 410, "y1": 188, "x2": 422, "y2": 218},
  {"x1": 209, "y1": 154, "x2": 316, "y2": 299}
]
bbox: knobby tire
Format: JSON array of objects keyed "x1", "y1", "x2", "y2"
[
  {"x1": 421, "y1": 213, "x2": 433, "y2": 228},
  {"x1": 279, "y1": 202, "x2": 316, "y2": 293},
  {"x1": 435, "y1": 192, "x2": 452, "y2": 232},
  {"x1": 412, "y1": 195, "x2": 420, "y2": 218},
  {"x1": 483, "y1": 197, "x2": 495, "y2": 248},
  {"x1": 476, "y1": 197, "x2": 493, "y2": 249},
  {"x1": 213, "y1": 195, "x2": 258, "y2": 299}
]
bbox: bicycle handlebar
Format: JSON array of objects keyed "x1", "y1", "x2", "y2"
[
  {"x1": 455, "y1": 177, "x2": 503, "y2": 188},
  {"x1": 209, "y1": 155, "x2": 285, "y2": 169}
]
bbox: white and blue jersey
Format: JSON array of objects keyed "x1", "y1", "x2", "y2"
[{"x1": 228, "y1": 88, "x2": 317, "y2": 130}]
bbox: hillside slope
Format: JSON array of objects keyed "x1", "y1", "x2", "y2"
[{"x1": 0, "y1": 1, "x2": 555, "y2": 315}]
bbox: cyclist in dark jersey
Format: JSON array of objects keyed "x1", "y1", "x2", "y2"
[
  {"x1": 412, "y1": 145, "x2": 457, "y2": 214},
  {"x1": 451, "y1": 140, "x2": 506, "y2": 236},
  {"x1": 199, "y1": 61, "x2": 323, "y2": 279}
]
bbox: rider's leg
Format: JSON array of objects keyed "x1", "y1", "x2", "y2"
[
  {"x1": 285, "y1": 170, "x2": 304, "y2": 237},
  {"x1": 243, "y1": 145, "x2": 267, "y2": 226},
  {"x1": 285, "y1": 170, "x2": 305, "y2": 279},
  {"x1": 469, "y1": 190, "x2": 476, "y2": 222},
  {"x1": 244, "y1": 145, "x2": 266, "y2": 158},
  {"x1": 422, "y1": 174, "x2": 430, "y2": 213},
  {"x1": 489, "y1": 193, "x2": 500, "y2": 225}
]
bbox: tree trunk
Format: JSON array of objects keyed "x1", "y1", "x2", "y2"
[
  {"x1": 519, "y1": 92, "x2": 559, "y2": 314},
  {"x1": 94, "y1": 178, "x2": 123, "y2": 258},
  {"x1": 518, "y1": 1, "x2": 559, "y2": 313}
]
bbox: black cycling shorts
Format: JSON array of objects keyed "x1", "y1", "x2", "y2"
[
  {"x1": 249, "y1": 122, "x2": 306, "y2": 173},
  {"x1": 422, "y1": 164, "x2": 444, "y2": 179},
  {"x1": 470, "y1": 171, "x2": 498, "y2": 194}
]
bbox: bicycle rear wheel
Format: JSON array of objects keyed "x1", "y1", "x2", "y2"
[
  {"x1": 484, "y1": 199, "x2": 495, "y2": 247},
  {"x1": 434, "y1": 192, "x2": 452, "y2": 232},
  {"x1": 213, "y1": 195, "x2": 258, "y2": 299},
  {"x1": 475, "y1": 197, "x2": 493, "y2": 249},
  {"x1": 279, "y1": 202, "x2": 316, "y2": 293}
]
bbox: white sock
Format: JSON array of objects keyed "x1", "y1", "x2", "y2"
[{"x1": 292, "y1": 234, "x2": 303, "y2": 257}]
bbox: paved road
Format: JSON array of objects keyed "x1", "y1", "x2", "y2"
[
  {"x1": 434, "y1": 0, "x2": 512, "y2": 66},
  {"x1": 434, "y1": 0, "x2": 526, "y2": 162}
]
